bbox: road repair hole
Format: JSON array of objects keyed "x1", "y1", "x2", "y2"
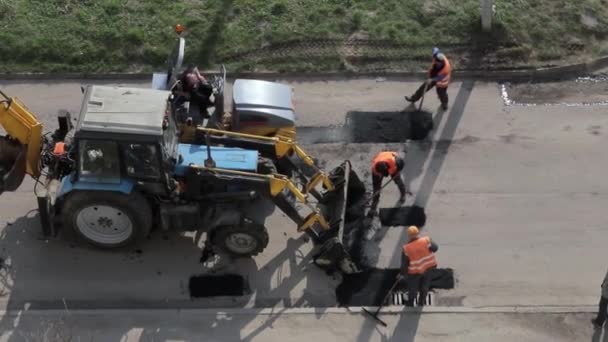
[
  {"x1": 188, "y1": 274, "x2": 247, "y2": 298},
  {"x1": 501, "y1": 78, "x2": 608, "y2": 106},
  {"x1": 336, "y1": 268, "x2": 455, "y2": 306},
  {"x1": 379, "y1": 206, "x2": 426, "y2": 227},
  {"x1": 298, "y1": 110, "x2": 433, "y2": 144}
]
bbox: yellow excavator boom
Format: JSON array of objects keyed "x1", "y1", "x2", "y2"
[
  {"x1": 0, "y1": 90, "x2": 42, "y2": 178},
  {"x1": 197, "y1": 127, "x2": 335, "y2": 193}
]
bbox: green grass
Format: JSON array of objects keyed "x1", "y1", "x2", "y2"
[{"x1": 0, "y1": 0, "x2": 607, "y2": 73}]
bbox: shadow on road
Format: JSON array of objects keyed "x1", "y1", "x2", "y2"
[
  {"x1": 592, "y1": 325, "x2": 608, "y2": 342},
  {"x1": 199, "y1": 0, "x2": 234, "y2": 68},
  {"x1": 351, "y1": 81, "x2": 475, "y2": 342},
  {"x1": 0, "y1": 206, "x2": 328, "y2": 341}
]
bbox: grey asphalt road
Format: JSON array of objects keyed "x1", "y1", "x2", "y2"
[
  {"x1": 0, "y1": 77, "x2": 607, "y2": 340},
  {"x1": 0, "y1": 308, "x2": 604, "y2": 342}
]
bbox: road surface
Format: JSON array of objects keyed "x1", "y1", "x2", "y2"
[{"x1": 0, "y1": 77, "x2": 607, "y2": 340}]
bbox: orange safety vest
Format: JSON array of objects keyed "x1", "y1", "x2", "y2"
[
  {"x1": 429, "y1": 55, "x2": 451, "y2": 88},
  {"x1": 372, "y1": 151, "x2": 398, "y2": 176},
  {"x1": 403, "y1": 236, "x2": 437, "y2": 275}
]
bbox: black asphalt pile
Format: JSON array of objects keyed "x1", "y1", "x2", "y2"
[
  {"x1": 337, "y1": 268, "x2": 400, "y2": 306},
  {"x1": 297, "y1": 110, "x2": 433, "y2": 144},
  {"x1": 188, "y1": 274, "x2": 247, "y2": 298},
  {"x1": 379, "y1": 206, "x2": 426, "y2": 227},
  {"x1": 336, "y1": 268, "x2": 456, "y2": 306}
]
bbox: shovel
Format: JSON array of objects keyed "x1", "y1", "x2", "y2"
[
  {"x1": 417, "y1": 79, "x2": 430, "y2": 113},
  {"x1": 362, "y1": 274, "x2": 402, "y2": 327}
]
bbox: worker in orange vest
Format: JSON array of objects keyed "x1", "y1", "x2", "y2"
[
  {"x1": 401, "y1": 226, "x2": 438, "y2": 306},
  {"x1": 405, "y1": 47, "x2": 452, "y2": 110},
  {"x1": 368, "y1": 151, "x2": 408, "y2": 216}
]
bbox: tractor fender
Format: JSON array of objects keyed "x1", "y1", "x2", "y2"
[
  {"x1": 206, "y1": 207, "x2": 244, "y2": 231},
  {"x1": 56, "y1": 175, "x2": 135, "y2": 200}
]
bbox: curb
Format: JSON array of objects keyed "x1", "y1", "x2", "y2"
[
  {"x1": 0, "y1": 305, "x2": 597, "y2": 317},
  {"x1": 1, "y1": 56, "x2": 607, "y2": 82}
]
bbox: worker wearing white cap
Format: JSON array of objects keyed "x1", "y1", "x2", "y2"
[{"x1": 405, "y1": 47, "x2": 452, "y2": 110}]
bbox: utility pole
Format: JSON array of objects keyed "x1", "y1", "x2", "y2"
[{"x1": 481, "y1": 0, "x2": 494, "y2": 32}]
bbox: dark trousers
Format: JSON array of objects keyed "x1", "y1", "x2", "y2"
[
  {"x1": 406, "y1": 266, "x2": 435, "y2": 306},
  {"x1": 409, "y1": 81, "x2": 448, "y2": 107},
  {"x1": 596, "y1": 296, "x2": 608, "y2": 324},
  {"x1": 191, "y1": 84, "x2": 214, "y2": 111},
  {"x1": 370, "y1": 173, "x2": 406, "y2": 212}
]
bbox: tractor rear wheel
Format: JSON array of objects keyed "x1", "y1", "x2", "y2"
[
  {"x1": 211, "y1": 219, "x2": 269, "y2": 257},
  {"x1": 62, "y1": 191, "x2": 152, "y2": 248}
]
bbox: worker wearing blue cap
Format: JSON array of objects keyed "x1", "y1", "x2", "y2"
[{"x1": 405, "y1": 47, "x2": 452, "y2": 110}]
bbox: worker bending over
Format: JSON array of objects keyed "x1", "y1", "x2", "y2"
[
  {"x1": 369, "y1": 151, "x2": 407, "y2": 216},
  {"x1": 405, "y1": 47, "x2": 451, "y2": 110},
  {"x1": 401, "y1": 226, "x2": 438, "y2": 306}
]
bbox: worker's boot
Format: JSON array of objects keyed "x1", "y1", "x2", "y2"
[
  {"x1": 418, "y1": 292, "x2": 427, "y2": 306},
  {"x1": 404, "y1": 96, "x2": 416, "y2": 103}
]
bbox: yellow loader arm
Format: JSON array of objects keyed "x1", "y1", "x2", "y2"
[
  {"x1": 197, "y1": 127, "x2": 335, "y2": 195},
  {"x1": 0, "y1": 90, "x2": 42, "y2": 192}
]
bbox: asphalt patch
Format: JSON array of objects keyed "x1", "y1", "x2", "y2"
[
  {"x1": 188, "y1": 274, "x2": 246, "y2": 298},
  {"x1": 297, "y1": 110, "x2": 433, "y2": 144},
  {"x1": 379, "y1": 206, "x2": 426, "y2": 227},
  {"x1": 336, "y1": 268, "x2": 455, "y2": 306},
  {"x1": 337, "y1": 268, "x2": 400, "y2": 306}
]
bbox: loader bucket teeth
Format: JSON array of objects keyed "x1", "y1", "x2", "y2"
[
  {"x1": 0, "y1": 136, "x2": 27, "y2": 194},
  {"x1": 313, "y1": 161, "x2": 366, "y2": 274}
]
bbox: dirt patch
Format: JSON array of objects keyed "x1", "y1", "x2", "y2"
[
  {"x1": 297, "y1": 110, "x2": 433, "y2": 144},
  {"x1": 188, "y1": 274, "x2": 247, "y2": 298},
  {"x1": 503, "y1": 78, "x2": 608, "y2": 106},
  {"x1": 588, "y1": 125, "x2": 602, "y2": 136},
  {"x1": 379, "y1": 206, "x2": 426, "y2": 227}
]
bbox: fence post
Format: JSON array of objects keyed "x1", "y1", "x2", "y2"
[{"x1": 481, "y1": 0, "x2": 494, "y2": 32}]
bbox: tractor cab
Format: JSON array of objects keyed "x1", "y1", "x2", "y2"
[
  {"x1": 65, "y1": 85, "x2": 176, "y2": 196},
  {"x1": 65, "y1": 85, "x2": 259, "y2": 196}
]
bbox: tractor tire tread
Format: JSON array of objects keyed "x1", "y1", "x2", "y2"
[{"x1": 61, "y1": 191, "x2": 152, "y2": 249}]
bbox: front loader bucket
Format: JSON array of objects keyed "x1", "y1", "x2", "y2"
[
  {"x1": 0, "y1": 136, "x2": 27, "y2": 194},
  {"x1": 313, "y1": 160, "x2": 366, "y2": 274}
]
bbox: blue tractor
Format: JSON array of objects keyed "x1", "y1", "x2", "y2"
[{"x1": 0, "y1": 85, "x2": 366, "y2": 273}]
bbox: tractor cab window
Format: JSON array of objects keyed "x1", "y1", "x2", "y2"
[
  {"x1": 122, "y1": 143, "x2": 161, "y2": 179},
  {"x1": 79, "y1": 140, "x2": 121, "y2": 181}
]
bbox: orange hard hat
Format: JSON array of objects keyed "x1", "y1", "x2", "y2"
[
  {"x1": 175, "y1": 24, "x2": 185, "y2": 34},
  {"x1": 407, "y1": 226, "x2": 419, "y2": 238}
]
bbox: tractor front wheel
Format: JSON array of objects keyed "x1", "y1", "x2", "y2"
[
  {"x1": 211, "y1": 219, "x2": 269, "y2": 257},
  {"x1": 62, "y1": 191, "x2": 152, "y2": 248}
]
